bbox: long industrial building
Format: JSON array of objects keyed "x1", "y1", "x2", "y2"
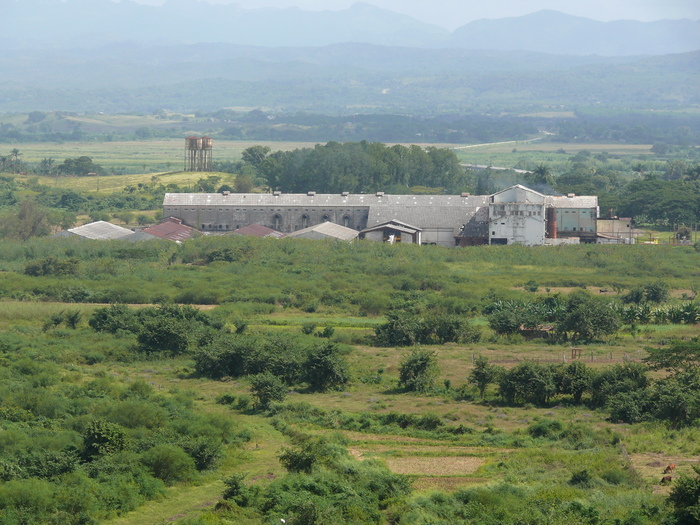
[{"x1": 162, "y1": 185, "x2": 599, "y2": 247}]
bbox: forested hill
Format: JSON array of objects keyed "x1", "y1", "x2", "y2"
[{"x1": 1, "y1": 44, "x2": 698, "y2": 114}]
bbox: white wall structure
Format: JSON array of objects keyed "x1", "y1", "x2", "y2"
[{"x1": 489, "y1": 185, "x2": 546, "y2": 246}]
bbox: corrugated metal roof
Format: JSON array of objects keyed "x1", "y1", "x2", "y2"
[
  {"x1": 164, "y1": 191, "x2": 596, "y2": 209},
  {"x1": 143, "y1": 218, "x2": 199, "y2": 242},
  {"x1": 122, "y1": 231, "x2": 160, "y2": 242},
  {"x1": 368, "y1": 198, "x2": 489, "y2": 235},
  {"x1": 492, "y1": 184, "x2": 546, "y2": 198},
  {"x1": 233, "y1": 223, "x2": 285, "y2": 238},
  {"x1": 284, "y1": 222, "x2": 358, "y2": 241},
  {"x1": 163, "y1": 192, "x2": 484, "y2": 208},
  {"x1": 67, "y1": 221, "x2": 134, "y2": 240},
  {"x1": 546, "y1": 195, "x2": 598, "y2": 208},
  {"x1": 361, "y1": 220, "x2": 422, "y2": 235}
]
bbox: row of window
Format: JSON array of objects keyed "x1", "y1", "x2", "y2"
[{"x1": 167, "y1": 207, "x2": 357, "y2": 213}]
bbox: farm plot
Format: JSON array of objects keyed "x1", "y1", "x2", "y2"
[{"x1": 344, "y1": 432, "x2": 501, "y2": 491}]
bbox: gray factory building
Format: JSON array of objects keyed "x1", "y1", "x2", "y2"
[{"x1": 163, "y1": 185, "x2": 598, "y2": 247}]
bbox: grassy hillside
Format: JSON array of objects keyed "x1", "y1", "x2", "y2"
[{"x1": 0, "y1": 236, "x2": 698, "y2": 524}]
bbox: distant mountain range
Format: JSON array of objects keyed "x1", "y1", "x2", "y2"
[
  {"x1": 1, "y1": 0, "x2": 698, "y2": 56},
  {"x1": 0, "y1": 42, "x2": 697, "y2": 114}
]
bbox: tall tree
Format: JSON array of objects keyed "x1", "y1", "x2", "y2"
[
  {"x1": 0, "y1": 199, "x2": 52, "y2": 240},
  {"x1": 10, "y1": 148, "x2": 21, "y2": 173}
]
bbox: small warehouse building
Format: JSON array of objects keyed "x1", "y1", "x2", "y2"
[
  {"x1": 283, "y1": 222, "x2": 358, "y2": 241},
  {"x1": 55, "y1": 221, "x2": 157, "y2": 242}
]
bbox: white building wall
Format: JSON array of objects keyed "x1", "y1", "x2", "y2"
[{"x1": 489, "y1": 203, "x2": 545, "y2": 245}]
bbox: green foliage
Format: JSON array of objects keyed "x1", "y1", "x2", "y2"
[
  {"x1": 527, "y1": 418, "x2": 564, "y2": 439},
  {"x1": 56, "y1": 156, "x2": 105, "y2": 177},
  {"x1": 222, "y1": 473, "x2": 257, "y2": 507},
  {"x1": 650, "y1": 372, "x2": 700, "y2": 428},
  {"x1": 499, "y1": 362, "x2": 558, "y2": 405},
  {"x1": 668, "y1": 465, "x2": 700, "y2": 525},
  {"x1": 136, "y1": 314, "x2": 194, "y2": 355},
  {"x1": 590, "y1": 362, "x2": 649, "y2": 408},
  {"x1": 376, "y1": 311, "x2": 479, "y2": 346},
  {"x1": 0, "y1": 479, "x2": 55, "y2": 519},
  {"x1": 249, "y1": 372, "x2": 287, "y2": 410},
  {"x1": 63, "y1": 310, "x2": 82, "y2": 329},
  {"x1": 644, "y1": 337, "x2": 700, "y2": 375},
  {"x1": 618, "y1": 178, "x2": 700, "y2": 226},
  {"x1": 623, "y1": 281, "x2": 670, "y2": 304},
  {"x1": 24, "y1": 256, "x2": 79, "y2": 277},
  {"x1": 0, "y1": 199, "x2": 59, "y2": 240},
  {"x1": 247, "y1": 433, "x2": 411, "y2": 525},
  {"x1": 304, "y1": 342, "x2": 350, "y2": 392},
  {"x1": 557, "y1": 291, "x2": 621, "y2": 342},
  {"x1": 398, "y1": 349, "x2": 439, "y2": 393},
  {"x1": 469, "y1": 355, "x2": 503, "y2": 398},
  {"x1": 488, "y1": 308, "x2": 523, "y2": 335},
  {"x1": 560, "y1": 361, "x2": 593, "y2": 403},
  {"x1": 569, "y1": 468, "x2": 595, "y2": 488},
  {"x1": 88, "y1": 303, "x2": 137, "y2": 334},
  {"x1": 179, "y1": 436, "x2": 225, "y2": 471},
  {"x1": 300, "y1": 322, "x2": 317, "y2": 335},
  {"x1": 141, "y1": 444, "x2": 196, "y2": 484},
  {"x1": 82, "y1": 419, "x2": 128, "y2": 459},
  {"x1": 255, "y1": 141, "x2": 466, "y2": 194},
  {"x1": 318, "y1": 325, "x2": 335, "y2": 338},
  {"x1": 88, "y1": 303, "x2": 225, "y2": 356},
  {"x1": 195, "y1": 332, "x2": 319, "y2": 384},
  {"x1": 43, "y1": 310, "x2": 66, "y2": 331},
  {"x1": 278, "y1": 437, "x2": 343, "y2": 474}
]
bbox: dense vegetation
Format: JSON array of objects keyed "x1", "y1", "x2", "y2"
[
  {"x1": 0, "y1": 233, "x2": 698, "y2": 523},
  {"x1": 0, "y1": 235, "x2": 697, "y2": 308},
  {"x1": 2, "y1": 109, "x2": 699, "y2": 147}
]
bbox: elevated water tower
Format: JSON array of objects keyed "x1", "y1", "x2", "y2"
[{"x1": 184, "y1": 136, "x2": 213, "y2": 172}]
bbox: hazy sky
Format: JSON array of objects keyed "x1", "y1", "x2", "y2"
[{"x1": 130, "y1": 0, "x2": 700, "y2": 30}]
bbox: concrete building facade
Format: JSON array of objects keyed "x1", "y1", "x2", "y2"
[{"x1": 163, "y1": 185, "x2": 599, "y2": 247}]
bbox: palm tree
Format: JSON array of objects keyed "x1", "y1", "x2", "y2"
[
  {"x1": 525, "y1": 163, "x2": 553, "y2": 187},
  {"x1": 10, "y1": 149, "x2": 21, "y2": 173}
]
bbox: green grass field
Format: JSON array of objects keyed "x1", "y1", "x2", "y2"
[
  {"x1": 6, "y1": 138, "x2": 659, "y2": 196},
  {"x1": 8, "y1": 139, "x2": 320, "y2": 169}
]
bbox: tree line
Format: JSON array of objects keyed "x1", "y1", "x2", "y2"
[{"x1": 242, "y1": 141, "x2": 468, "y2": 194}]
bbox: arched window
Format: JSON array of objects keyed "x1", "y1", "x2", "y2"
[
  {"x1": 302, "y1": 214, "x2": 309, "y2": 228},
  {"x1": 322, "y1": 214, "x2": 330, "y2": 222},
  {"x1": 273, "y1": 214, "x2": 282, "y2": 230},
  {"x1": 343, "y1": 215, "x2": 351, "y2": 228}
]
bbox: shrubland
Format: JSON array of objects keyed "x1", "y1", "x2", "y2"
[{"x1": 0, "y1": 236, "x2": 698, "y2": 523}]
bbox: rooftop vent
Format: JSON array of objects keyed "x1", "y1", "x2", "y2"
[
  {"x1": 308, "y1": 191, "x2": 316, "y2": 197},
  {"x1": 341, "y1": 191, "x2": 349, "y2": 197},
  {"x1": 568, "y1": 193, "x2": 576, "y2": 198},
  {"x1": 273, "y1": 191, "x2": 281, "y2": 196},
  {"x1": 222, "y1": 191, "x2": 230, "y2": 196},
  {"x1": 376, "y1": 191, "x2": 384, "y2": 197},
  {"x1": 461, "y1": 192, "x2": 470, "y2": 197}
]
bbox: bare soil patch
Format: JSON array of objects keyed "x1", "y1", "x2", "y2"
[
  {"x1": 342, "y1": 431, "x2": 441, "y2": 444},
  {"x1": 630, "y1": 453, "x2": 700, "y2": 494},
  {"x1": 348, "y1": 444, "x2": 509, "y2": 456},
  {"x1": 384, "y1": 456, "x2": 485, "y2": 476},
  {"x1": 412, "y1": 477, "x2": 490, "y2": 492}
]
